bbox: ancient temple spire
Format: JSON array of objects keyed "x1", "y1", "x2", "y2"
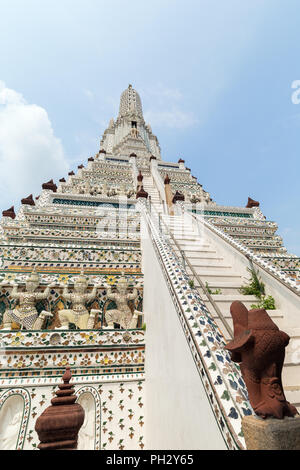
[{"x1": 118, "y1": 84, "x2": 143, "y2": 119}]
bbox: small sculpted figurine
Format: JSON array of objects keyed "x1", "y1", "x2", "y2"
[
  {"x1": 57, "y1": 271, "x2": 100, "y2": 330},
  {"x1": 225, "y1": 301, "x2": 298, "y2": 419},
  {"x1": 104, "y1": 274, "x2": 142, "y2": 329},
  {"x1": 2, "y1": 270, "x2": 53, "y2": 330}
]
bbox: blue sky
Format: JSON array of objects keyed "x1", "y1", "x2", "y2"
[{"x1": 0, "y1": 0, "x2": 299, "y2": 254}]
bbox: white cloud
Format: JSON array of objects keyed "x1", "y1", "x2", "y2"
[
  {"x1": 0, "y1": 81, "x2": 69, "y2": 211},
  {"x1": 142, "y1": 84, "x2": 198, "y2": 130},
  {"x1": 144, "y1": 108, "x2": 198, "y2": 129},
  {"x1": 83, "y1": 88, "x2": 94, "y2": 100}
]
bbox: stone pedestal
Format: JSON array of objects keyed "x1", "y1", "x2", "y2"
[{"x1": 242, "y1": 415, "x2": 300, "y2": 450}]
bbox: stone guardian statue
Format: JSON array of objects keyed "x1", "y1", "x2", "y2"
[
  {"x1": 2, "y1": 270, "x2": 53, "y2": 330},
  {"x1": 225, "y1": 301, "x2": 298, "y2": 419},
  {"x1": 104, "y1": 274, "x2": 142, "y2": 329},
  {"x1": 57, "y1": 271, "x2": 100, "y2": 330}
]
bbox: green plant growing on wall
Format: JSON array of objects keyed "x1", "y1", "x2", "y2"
[
  {"x1": 239, "y1": 267, "x2": 265, "y2": 298},
  {"x1": 239, "y1": 267, "x2": 276, "y2": 310},
  {"x1": 205, "y1": 282, "x2": 222, "y2": 295},
  {"x1": 251, "y1": 295, "x2": 276, "y2": 310},
  {"x1": 188, "y1": 279, "x2": 195, "y2": 289}
]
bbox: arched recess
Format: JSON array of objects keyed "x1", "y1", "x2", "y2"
[
  {"x1": 76, "y1": 387, "x2": 101, "y2": 450},
  {"x1": 0, "y1": 388, "x2": 30, "y2": 450}
]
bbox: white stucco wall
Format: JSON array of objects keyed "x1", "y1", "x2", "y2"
[{"x1": 142, "y1": 221, "x2": 226, "y2": 450}]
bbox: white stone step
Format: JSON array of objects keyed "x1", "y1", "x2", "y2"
[
  {"x1": 186, "y1": 254, "x2": 224, "y2": 262},
  {"x1": 285, "y1": 387, "x2": 300, "y2": 410},
  {"x1": 282, "y1": 365, "x2": 300, "y2": 387},
  {"x1": 190, "y1": 271, "x2": 243, "y2": 283},
  {"x1": 194, "y1": 280, "x2": 243, "y2": 291},
  {"x1": 177, "y1": 248, "x2": 216, "y2": 255},
  {"x1": 176, "y1": 239, "x2": 210, "y2": 246}
]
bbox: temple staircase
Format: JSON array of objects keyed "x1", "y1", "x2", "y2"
[
  {"x1": 162, "y1": 213, "x2": 300, "y2": 413},
  {"x1": 142, "y1": 175, "x2": 164, "y2": 214}
]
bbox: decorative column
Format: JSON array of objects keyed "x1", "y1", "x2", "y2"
[
  {"x1": 137, "y1": 171, "x2": 143, "y2": 191},
  {"x1": 35, "y1": 367, "x2": 84, "y2": 450},
  {"x1": 164, "y1": 174, "x2": 174, "y2": 216}
]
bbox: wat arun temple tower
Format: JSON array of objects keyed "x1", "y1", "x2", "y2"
[{"x1": 0, "y1": 85, "x2": 299, "y2": 450}]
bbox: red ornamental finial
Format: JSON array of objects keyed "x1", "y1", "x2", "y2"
[
  {"x1": 42, "y1": 180, "x2": 57, "y2": 192},
  {"x1": 35, "y1": 367, "x2": 84, "y2": 450},
  {"x1": 21, "y1": 194, "x2": 35, "y2": 206},
  {"x1": 246, "y1": 197, "x2": 260, "y2": 208},
  {"x1": 2, "y1": 206, "x2": 16, "y2": 219},
  {"x1": 136, "y1": 186, "x2": 148, "y2": 199}
]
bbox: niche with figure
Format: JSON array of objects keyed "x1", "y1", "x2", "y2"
[
  {"x1": 77, "y1": 392, "x2": 96, "y2": 450},
  {"x1": 0, "y1": 395, "x2": 24, "y2": 450}
]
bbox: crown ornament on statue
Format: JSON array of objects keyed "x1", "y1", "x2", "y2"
[
  {"x1": 75, "y1": 270, "x2": 88, "y2": 285},
  {"x1": 117, "y1": 272, "x2": 128, "y2": 290},
  {"x1": 26, "y1": 268, "x2": 40, "y2": 284}
]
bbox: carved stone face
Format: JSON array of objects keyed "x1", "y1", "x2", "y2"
[
  {"x1": 25, "y1": 281, "x2": 38, "y2": 293},
  {"x1": 74, "y1": 281, "x2": 87, "y2": 294},
  {"x1": 118, "y1": 286, "x2": 127, "y2": 296}
]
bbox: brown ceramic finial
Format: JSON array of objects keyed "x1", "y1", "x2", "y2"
[
  {"x1": 172, "y1": 191, "x2": 185, "y2": 203},
  {"x1": 150, "y1": 155, "x2": 156, "y2": 160},
  {"x1": 68, "y1": 171, "x2": 75, "y2": 176},
  {"x1": 178, "y1": 158, "x2": 185, "y2": 163},
  {"x1": 130, "y1": 153, "x2": 137, "y2": 158},
  {"x1": 137, "y1": 171, "x2": 143, "y2": 183},
  {"x1": 225, "y1": 301, "x2": 298, "y2": 420},
  {"x1": 2, "y1": 206, "x2": 16, "y2": 219},
  {"x1": 164, "y1": 174, "x2": 170, "y2": 185},
  {"x1": 35, "y1": 367, "x2": 84, "y2": 450},
  {"x1": 78, "y1": 164, "x2": 84, "y2": 169},
  {"x1": 42, "y1": 180, "x2": 57, "y2": 192},
  {"x1": 246, "y1": 197, "x2": 260, "y2": 208},
  {"x1": 136, "y1": 186, "x2": 148, "y2": 199},
  {"x1": 59, "y1": 177, "x2": 66, "y2": 183},
  {"x1": 88, "y1": 157, "x2": 94, "y2": 162},
  {"x1": 21, "y1": 194, "x2": 35, "y2": 206},
  {"x1": 99, "y1": 149, "x2": 106, "y2": 154}
]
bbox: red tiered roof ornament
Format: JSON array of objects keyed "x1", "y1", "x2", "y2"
[
  {"x1": 42, "y1": 180, "x2": 57, "y2": 192},
  {"x1": 2, "y1": 206, "x2": 16, "y2": 219},
  {"x1": 164, "y1": 174, "x2": 170, "y2": 185},
  {"x1": 35, "y1": 367, "x2": 84, "y2": 450},
  {"x1": 21, "y1": 194, "x2": 35, "y2": 206},
  {"x1": 172, "y1": 191, "x2": 185, "y2": 203},
  {"x1": 136, "y1": 186, "x2": 148, "y2": 199},
  {"x1": 246, "y1": 197, "x2": 260, "y2": 208}
]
